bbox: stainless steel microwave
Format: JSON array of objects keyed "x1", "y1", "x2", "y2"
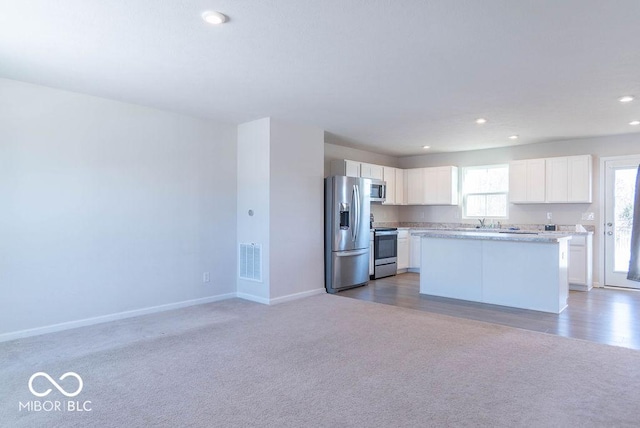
[{"x1": 369, "y1": 179, "x2": 386, "y2": 202}]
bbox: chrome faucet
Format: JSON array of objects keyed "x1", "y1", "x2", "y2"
[{"x1": 478, "y1": 218, "x2": 485, "y2": 228}]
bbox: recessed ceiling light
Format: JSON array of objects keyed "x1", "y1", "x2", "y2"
[
  {"x1": 475, "y1": 118, "x2": 487, "y2": 124},
  {"x1": 202, "y1": 11, "x2": 227, "y2": 25},
  {"x1": 509, "y1": 135, "x2": 519, "y2": 140},
  {"x1": 630, "y1": 120, "x2": 640, "y2": 126},
  {"x1": 619, "y1": 96, "x2": 634, "y2": 103},
  {"x1": 422, "y1": 145, "x2": 431, "y2": 149}
]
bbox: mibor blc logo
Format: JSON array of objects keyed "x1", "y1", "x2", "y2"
[
  {"x1": 29, "y1": 372, "x2": 83, "y2": 397},
  {"x1": 19, "y1": 372, "x2": 92, "y2": 412}
]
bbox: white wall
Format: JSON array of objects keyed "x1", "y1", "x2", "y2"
[
  {"x1": 237, "y1": 118, "x2": 324, "y2": 303},
  {"x1": 0, "y1": 78, "x2": 237, "y2": 338},
  {"x1": 270, "y1": 120, "x2": 324, "y2": 300},
  {"x1": 236, "y1": 118, "x2": 271, "y2": 302}
]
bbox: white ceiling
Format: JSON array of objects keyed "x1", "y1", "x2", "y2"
[{"x1": 2, "y1": 1, "x2": 640, "y2": 156}]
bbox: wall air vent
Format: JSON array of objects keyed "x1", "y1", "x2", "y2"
[{"x1": 239, "y1": 243, "x2": 262, "y2": 282}]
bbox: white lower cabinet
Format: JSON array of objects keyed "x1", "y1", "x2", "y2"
[
  {"x1": 397, "y1": 229, "x2": 410, "y2": 271},
  {"x1": 409, "y1": 233, "x2": 423, "y2": 271},
  {"x1": 568, "y1": 234, "x2": 593, "y2": 290}
]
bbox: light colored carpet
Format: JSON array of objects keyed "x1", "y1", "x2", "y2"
[{"x1": 2, "y1": 294, "x2": 640, "y2": 427}]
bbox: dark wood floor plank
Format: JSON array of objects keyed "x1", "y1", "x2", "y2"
[{"x1": 339, "y1": 273, "x2": 640, "y2": 350}]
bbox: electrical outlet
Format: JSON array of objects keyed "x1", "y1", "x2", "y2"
[
  {"x1": 203, "y1": 272, "x2": 210, "y2": 283},
  {"x1": 581, "y1": 212, "x2": 595, "y2": 221},
  {"x1": 546, "y1": 212, "x2": 552, "y2": 220}
]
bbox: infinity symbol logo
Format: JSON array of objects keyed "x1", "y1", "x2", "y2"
[{"x1": 28, "y1": 372, "x2": 83, "y2": 397}]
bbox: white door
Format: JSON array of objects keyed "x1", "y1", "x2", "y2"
[{"x1": 604, "y1": 156, "x2": 640, "y2": 288}]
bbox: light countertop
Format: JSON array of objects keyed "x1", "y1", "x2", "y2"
[{"x1": 413, "y1": 229, "x2": 573, "y2": 243}]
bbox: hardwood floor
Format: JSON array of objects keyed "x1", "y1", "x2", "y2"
[{"x1": 339, "y1": 273, "x2": 640, "y2": 350}]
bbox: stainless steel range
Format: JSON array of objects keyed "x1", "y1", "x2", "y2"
[{"x1": 372, "y1": 227, "x2": 398, "y2": 279}]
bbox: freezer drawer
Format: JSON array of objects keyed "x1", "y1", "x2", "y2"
[{"x1": 327, "y1": 248, "x2": 369, "y2": 293}]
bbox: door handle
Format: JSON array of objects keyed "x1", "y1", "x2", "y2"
[
  {"x1": 607, "y1": 222, "x2": 613, "y2": 227},
  {"x1": 607, "y1": 231, "x2": 613, "y2": 235}
]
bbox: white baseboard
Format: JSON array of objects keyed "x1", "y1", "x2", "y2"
[
  {"x1": 0, "y1": 293, "x2": 236, "y2": 343},
  {"x1": 236, "y1": 292, "x2": 270, "y2": 305},
  {"x1": 268, "y1": 287, "x2": 325, "y2": 305},
  {"x1": 236, "y1": 288, "x2": 326, "y2": 305}
]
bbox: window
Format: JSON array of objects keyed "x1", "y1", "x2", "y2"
[{"x1": 462, "y1": 165, "x2": 509, "y2": 218}]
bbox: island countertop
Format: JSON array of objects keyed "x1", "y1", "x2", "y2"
[{"x1": 413, "y1": 229, "x2": 573, "y2": 243}]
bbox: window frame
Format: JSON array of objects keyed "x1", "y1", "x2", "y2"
[{"x1": 461, "y1": 164, "x2": 509, "y2": 220}]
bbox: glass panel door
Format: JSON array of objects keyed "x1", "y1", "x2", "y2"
[{"x1": 604, "y1": 157, "x2": 640, "y2": 288}]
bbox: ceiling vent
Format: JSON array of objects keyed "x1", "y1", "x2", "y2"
[{"x1": 239, "y1": 243, "x2": 262, "y2": 282}]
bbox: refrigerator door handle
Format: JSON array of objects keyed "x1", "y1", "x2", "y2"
[{"x1": 353, "y1": 184, "x2": 360, "y2": 242}]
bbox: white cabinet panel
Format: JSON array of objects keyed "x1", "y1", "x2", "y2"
[
  {"x1": 527, "y1": 159, "x2": 546, "y2": 202},
  {"x1": 395, "y1": 168, "x2": 406, "y2": 205},
  {"x1": 361, "y1": 162, "x2": 384, "y2": 180},
  {"x1": 397, "y1": 235, "x2": 409, "y2": 270},
  {"x1": 509, "y1": 160, "x2": 527, "y2": 203},
  {"x1": 545, "y1": 155, "x2": 592, "y2": 203},
  {"x1": 511, "y1": 155, "x2": 591, "y2": 204},
  {"x1": 383, "y1": 166, "x2": 396, "y2": 205},
  {"x1": 330, "y1": 159, "x2": 360, "y2": 177},
  {"x1": 397, "y1": 230, "x2": 411, "y2": 272},
  {"x1": 568, "y1": 234, "x2": 593, "y2": 290},
  {"x1": 509, "y1": 159, "x2": 546, "y2": 203},
  {"x1": 424, "y1": 166, "x2": 458, "y2": 205},
  {"x1": 406, "y1": 168, "x2": 425, "y2": 205},
  {"x1": 546, "y1": 157, "x2": 569, "y2": 202},
  {"x1": 567, "y1": 155, "x2": 592, "y2": 203},
  {"x1": 407, "y1": 166, "x2": 458, "y2": 205},
  {"x1": 569, "y1": 245, "x2": 586, "y2": 284},
  {"x1": 409, "y1": 234, "x2": 422, "y2": 269}
]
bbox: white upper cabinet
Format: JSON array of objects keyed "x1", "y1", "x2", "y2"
[
  {"x1": 330, "y1": 159, "x2": 360, "y2": 177},
  {"x1": 546, "y1": 155, "x2": 592, "y2": 203},
  {"x1": 406, "y1": 168, "x2": 425, "y2": 205},
  {"x1": 332, "y1": 159, "x2": 385, "y2": 181},
  {"x1": 545, "y1": 157, "x2": 569, "y2": 202},
  {"x1": 406, "y1": 166, "x2": 458, "y2": 205},
  {"x1": 395, "y1": 168, "x2": 406, "y2": 205},
  {"x1": 509, "y1": 159, "x2": 546, "y2": 203},
  {"x1": 360, "y1": 162, "x2": 384, "y2": 180},
  {"x1": 383, "y1": 166, "x2": 396, "y2": 205},
  {"x1": 567, "y1": 155, "x2": 592, "y2": 203},
  {"x1": 512, "y1": 155, "x2": 592, "y2": 204},
  {"x1": 424, "y1": 166, "x2": 458, "y2": 205}
]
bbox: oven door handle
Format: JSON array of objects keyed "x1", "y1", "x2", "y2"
[{"x1": 375, "y1": 231, "x2": 398, "y2": 236}]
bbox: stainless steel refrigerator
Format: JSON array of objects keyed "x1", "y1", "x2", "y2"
[{"x1": 325, "y1": 175, "x2": 371, "y2": 293}]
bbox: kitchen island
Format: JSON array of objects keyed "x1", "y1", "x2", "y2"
[{"x1": 415, "y1": 230, "x2": 572, "y2": 314}]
